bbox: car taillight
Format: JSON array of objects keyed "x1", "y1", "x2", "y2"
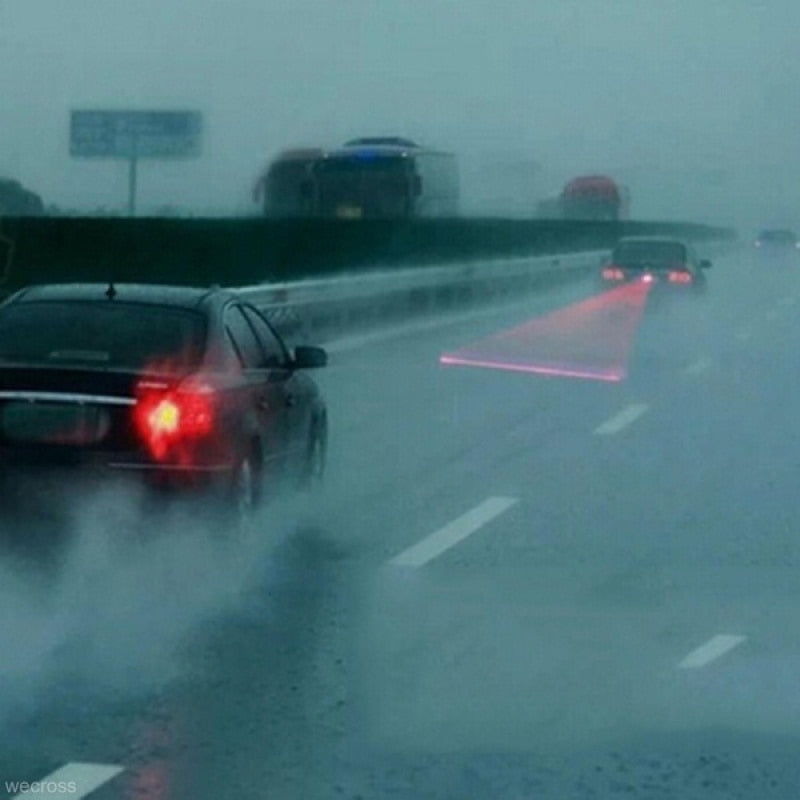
[
  {"x1": 601, "y1": 266, "x2": 625, "y2": 280},
  {"x1": 668, "y1": 270, "x2": 692, "y2": 284},
  {"x1": 134, "y1": 382, "x2": 214, "y2": 459}
]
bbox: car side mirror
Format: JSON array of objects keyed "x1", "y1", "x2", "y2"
[
  {"x1": 293, "y1": 345, "x2": 327, "y2": 369},
  {"x1": 699, "y1": 259, "x2": 712, "y2": 269}
]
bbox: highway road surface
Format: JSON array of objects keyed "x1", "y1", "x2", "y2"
[{"x1": 2, "y1": 243, "x2": 800, "y2": 799}]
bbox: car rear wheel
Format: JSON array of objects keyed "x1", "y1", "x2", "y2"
[
  {"x1": 300, "y1": 419, "x2": 326, "y2": 490},
  {"x1": 224, "y1": 451, "x2": 261, "y2": 537},
  {"x1": 233, "y1": 456, "x2": 256, "y2": 513}
]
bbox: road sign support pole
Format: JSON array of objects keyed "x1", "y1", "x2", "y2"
[
  {"x1": 70, "y1": 111, "x2": 202, "y2": 214},
  {"x1": 127, "y1": 154, "x2": 138, "y2": 217}
]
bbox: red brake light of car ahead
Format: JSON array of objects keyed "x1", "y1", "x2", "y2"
[
  {"x1": 668, "y1": 270, "x2": 692, "y2": 284},
  {"x1": 601, "y1": 266, "x2": 625, "y2": 280},
  {"x1": 133, "y1": 381, "x2": 214, "y2": 460}
]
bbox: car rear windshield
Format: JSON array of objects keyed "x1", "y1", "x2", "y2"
[
  {"x1": 0, "y1": 301, "x2": 206, "y2": 372},
  {"x1": 612, "y1": 241, "x2": 687, "y2": 268}
]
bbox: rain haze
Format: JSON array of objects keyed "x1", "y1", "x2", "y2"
[
  {"x1": 3, "y1": 2, "x2": 800, "y2": 799},
  {"x1": 1, "y1": 0, "x2": 799, "y2": 224}
]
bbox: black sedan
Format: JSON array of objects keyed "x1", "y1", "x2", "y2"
[
  {"x1": 753, "y1": 228, "x2": 799, "y2": 249},
  {"x1": 599, "y1": 236, "x2": 711, "y2": 292},
  {"x1": 752, "y1": 229, "x2": 800, "y2": 261},
  {"x1": 0, "y1": 283, "x2": 327, "y2": 521}
]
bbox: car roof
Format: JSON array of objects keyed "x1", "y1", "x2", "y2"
[{"x1": 5, "y1": 283, "x2": 237, "y2": 311}]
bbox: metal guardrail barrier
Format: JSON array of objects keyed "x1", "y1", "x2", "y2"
[{"x1": 236, "y1": 250, "x2": 607, "y2": 343}]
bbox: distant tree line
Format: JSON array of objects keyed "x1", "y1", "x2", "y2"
[{"x1": 0, "y1": 178, "x2": 44, "y2": 216}]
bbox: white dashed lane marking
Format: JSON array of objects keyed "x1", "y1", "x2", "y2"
[
  {"x1": 594, "y1": 403, "x2": 649, "y2": 436},
  {"x1": 389, "y1": 496, "x2": 518, "y2": 568},
  {"x1": 678, "y1": 634, "x2": 746, "y2": 670}
]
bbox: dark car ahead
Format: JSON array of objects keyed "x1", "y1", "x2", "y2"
[
  {"x1": 753, "y1": 228, "x2": 800, "y2": 251},
  {"x1": 0, "y1": 284, "x2": 327, "y2": 522},
  {"x1": 599, "y1": 236, "x2": 710, "y2": 292}
]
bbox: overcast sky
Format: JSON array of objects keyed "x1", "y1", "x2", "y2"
[{"x1": 1, "y1": 0, "x2": 798, "y2": 222}]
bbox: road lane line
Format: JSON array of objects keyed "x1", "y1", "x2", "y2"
[
  {"x1": 778, "y1": 296, "x2": 796, "y2": 307},
  {"x1": 683, "y1": 356, "x2": 712, "y2": 376},
  {"x1": 735, "y1": 329, "x2": 752, "y2": 342},
  {"x1": 594, "y1": 403, "x2": 649, "y2": 436},
  {"x1": 11, "y1": 763, "x2": 123, "y2": 799},
  {"x1": 678, "y1": 634, "x2": 746, "y2": 669},
  {"x1": 765, "y1": 309, "x2": 779, "y2": 321},
  {"x1": 389, "y1": 496, "x2": 518, "y2": 567}
]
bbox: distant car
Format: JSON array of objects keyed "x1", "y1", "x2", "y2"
[
  {"x1": 599, "y1": 236, "x2": 710, "y2": 292},
  {"x1": 0, "y1": 284, "x2": 328, "y2": 524},
  {"x1": 753, "y1": 229, "x2": 800, "y2": 251}
]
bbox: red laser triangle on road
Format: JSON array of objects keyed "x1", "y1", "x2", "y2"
[{"x1": 440, "y1": 281, "x2": 650, "y2": 381}]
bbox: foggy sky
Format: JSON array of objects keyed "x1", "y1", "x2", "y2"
[{"x1": 1, "y1": 0, "x2": 798, "y2": 224}]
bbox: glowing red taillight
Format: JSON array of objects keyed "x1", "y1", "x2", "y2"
[
  {"x1": 134, "y1": 381, "x2": 214, "y2": 459},
  {"x1": 668, "y1": 270, "x2": 692, "y2": 284},
  {"x1": 148, "y1": 397, "x2": 180, "y2": 434},
  {"x1": 601, "y1": 266, "x2": 625, "y2": 280}
]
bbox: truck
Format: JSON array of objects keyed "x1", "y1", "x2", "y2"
[
  {"x1": 255, "y1": 138, "x2": 459, "y2": 219},
  {"x1": 312, "y1": 139, "x2": 459, "y2": 219},
  {"x1": 537, "y1": 175, "x2": 630, "y2": 221},
  {"x1": 559, "y1": 175, "x2": 630, "y2": 221}
]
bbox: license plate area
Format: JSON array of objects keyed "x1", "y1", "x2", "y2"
[{"x1": 1, "y1": 401, "x2": 112, "y2": 445}]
